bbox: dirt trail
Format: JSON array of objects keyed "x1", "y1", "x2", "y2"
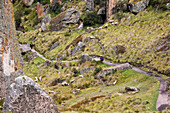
[
  {"x1": 24, "y1": 47, "x2": 169, "y2": 111},
  {"x1": 103, "y1": 61, "x2": 169, "y2": 111}
]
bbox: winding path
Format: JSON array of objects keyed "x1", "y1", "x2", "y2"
[
  {"x1": 25, "y1": 47, "x2": 169, "y2": 111},
  {"x1": 102, "y1": 60, "x2": 169, "y2": 111}
]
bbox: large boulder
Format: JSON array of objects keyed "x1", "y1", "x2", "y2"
[
  {"x1": 63, "y1": 8, "x2": 80, "y2": 24},
  {"x1": 129, "y1": 0, "x2": 150, "y2": 13},
  {"x1": 125, "y1": 86, "x2": 140, "y2": 92},
  {"x1": 20, "y1": 44, "x2": 31, "y2": 55},
  {"x1": 50, "y1": 8, "x2": 80, "y2": 31},
  {"x1": 42, "y1": 14, "x2": 52, "y2": 24},
  {"x1": 50, "y1": 41, "x2": 60, "y2": 51},
  {"x1": 72, "y1": 42, "x2": 85, "y2": 55},
  {"x1": 97, "y1": 8, "x2": 106, "y2": 15},
  {"x1": 22, "y1": 0, "x2": 34, "y2": 6},
  {"x1": 86, "y1": 0, "x2": 94, "y2": 11},
  {"x1": 3, "y1": 76, "x2": 59, "y2": 113},
  {"x1": 81, "y1": 54, "x2": 93, "y2": 62}
]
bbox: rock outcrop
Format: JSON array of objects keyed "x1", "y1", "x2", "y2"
[
  {"x1": 0, "y1": 0, "x2": 59, "y2": 112},
  {"x1": 97, "y1": 63, "x2": 131, "y2": 79},
  {"x1": 72, "y1": 42, "x2": 85, "y2": 55},
  {"x1": 81, "y1": 54, "x2": 93, "y2": 62},
  {"x1": 129, "y1": 0, "x2": 150, "y2": 13},
  {"x1": 50, "y1": 8, "x2": 80, "y2": 31},
  {"x1": 20, "y1": 44, "x2": 31, "y2": 55},
  {"x1": 3, "y1": 76, "x2": 59, "y2": 113},
  {"x1": 50, "y1": 41, "x2": 60, "y2": 51},
  {"x1": 36, "y1": 2, "x2": 45, "y2": 18},
  {"x1": 86, "y1": 0, "x2": 94, "y2": 11},
  {"x1": 22, "y1": 0, "x2": 34, "y2": 6}
]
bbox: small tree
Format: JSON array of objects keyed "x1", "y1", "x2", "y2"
[{"x1": 83, "y1": 12, "x2": 100, "y2": 26}]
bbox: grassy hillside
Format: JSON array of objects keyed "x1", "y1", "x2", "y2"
[
  {"x1": 22, "y1": 52, "x2": 160, "y2": 112},
  {"x1": 19, "y1": 8, "x2": 170, "y2": 75},
  {"x1": 16, "y1": 1, "x2": 170, "y2": 112}
]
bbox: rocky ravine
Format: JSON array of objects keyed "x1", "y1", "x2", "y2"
[{"x1": 0, "y1": 0, "x2": 59, "y2": 112}]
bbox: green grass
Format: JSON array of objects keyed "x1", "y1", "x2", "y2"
[
  {"x1": 62, "y1": 69, "x2": 159, "y2": 112},
  {"x1": 93, "y1": 61, "x2": 114, "y2": 68}
]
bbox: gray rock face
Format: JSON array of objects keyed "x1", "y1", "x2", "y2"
[
  {"x1": 50, "y1": 41, "x2": 60, "y2": 51},
  {"x1": 97, "y1": 8, "x2": 106, "y2": 15},
  {"x1": 0, "y1": 1, "x2": 59, "y2": 112},
  {"x1": 43, "y1": 14, "x2": 52, "y2": 24},
  {"x1": 41, "y1": 14, "x2": 52, "y2": 32},
  {"x1": 86, "y1": 0, "x2": 94, "y2": 11},
  {"x1": 97, "y1": 63, "x2": 131, "y2": 79},
  {"x1": 50, "y1": 8, "x2": 80, "y2": 31},
  {"x1": 129, "y1": 0, "x2": 150, "y2": 13},
  {"x1": 3, "y1": 76, "x2": 59, "y2": 113},
  {"x1": 20, "y1": 44, "x2": 31, "y2": 54},
  {"x1": 81, "y1": 54, "x2": 93, "y2": 62},
  {"x1": 41, "y1": 22, "x2": 46, "y2": 32},
  {"x1": 63, "y1": 8, "x2": 80, "y2": 24},
  {"x1": 166, "y1": 3, "x2": 170, "y2": 9},
  {"x1": 0, "y1": 72, "x2": 6, "y2": 99},
  {"x1": 72, "y1": 42, "x2": 85, "y2": 55},
  {"x1": 125, "y1": 87, "x2": 140, "y2": 92}
]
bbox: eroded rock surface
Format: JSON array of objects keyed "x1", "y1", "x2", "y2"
[
  {"x1": 3, "y1": 76, "x2": 59, "y2": 113},
  {"x1": 50, "y1": 8, "x2": 80, "y2": 31},
  {"x1": 0, "y1": 0, "x2": 59, "y2": 112}
]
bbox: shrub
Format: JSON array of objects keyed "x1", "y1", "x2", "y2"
[
  {"x1": 72, "y1": 68, "x2": 80, "y2": 77},
  {"x1": 92, "y1": 67, "x2": 102, "y2": 76},
  {"x1": 64, "y1": 32, "x2": 71, "y2": 36},
  {"x1": 83, "y1": 12, "x2": 100, "y2": 26}
]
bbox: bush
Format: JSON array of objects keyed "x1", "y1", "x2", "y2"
[
  {"x1": 72, "y1": 68, "x2": 80, "y2": 77},
  {"x1": 149, "y1": 0, "x2": 167, "y2": 9},
  {"x1": 64, "y1": 32, "x2": 71, "y2": 36},
  {"x1": 92, "y1": 67, "x2": 102, "y2": 76},
  {"x1": 83, "y1": 12, "x2": 100, "y2": 26}
]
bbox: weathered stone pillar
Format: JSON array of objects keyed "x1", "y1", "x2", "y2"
[{"x1": 0, "y1": 0, "x2": 59, "y2": 112}]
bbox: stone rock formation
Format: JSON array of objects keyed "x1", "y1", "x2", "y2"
[
  {"x1": 22, "y1": 0, "x2": 34, "y2": 6},
  {"x1": 20, "y1": 44, "x2": 31, "y2": 55},
  {"x1": 3, "y1": 76, "x2": 59, "y2": 113},
  {"x1": 72, "y1": 42, "x2": 85, "y2": 55},
  {"x1": 81, "y1": 54, "x2": 93, "y2": 62},
  {"x1": 129, "y1": 0, "x2": 150, "y2": 13},
  {"x1": 0, "y1": 0, "x2": 59, "y2": 112},
  {"x1": 86, "y1": 0, "x2": 94, "y2": 11},
  {"x1": 50, "y1": 41, "x2": 60, "y2": 51},
  {"x1": 36, "y1": 2, "x2": 45, "y2": 18},
  {"x1": 50, "y1": 8, "x2": 80, "y2": 31},
  {"x1": 97, "y1": 63, "x2": 131, "y2": 79},
  {"x1": 63, "y1": 8, "x2": 80, "y2": 24}
]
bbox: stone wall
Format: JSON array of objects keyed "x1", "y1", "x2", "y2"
[{"x1": 0, "y1": 0, "x2": 59, "y2": 112}]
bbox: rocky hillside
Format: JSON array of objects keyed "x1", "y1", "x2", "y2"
[{"x1": 6, "y1": 0, "x2": 170, "y2": 112}]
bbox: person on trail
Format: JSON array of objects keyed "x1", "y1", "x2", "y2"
[
  {"x1": 100, "y1": 56, "x2": 104, "y2": 62},
  {"x1": 30, "y1": 42, "x2": 34, "y2": 49}
]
